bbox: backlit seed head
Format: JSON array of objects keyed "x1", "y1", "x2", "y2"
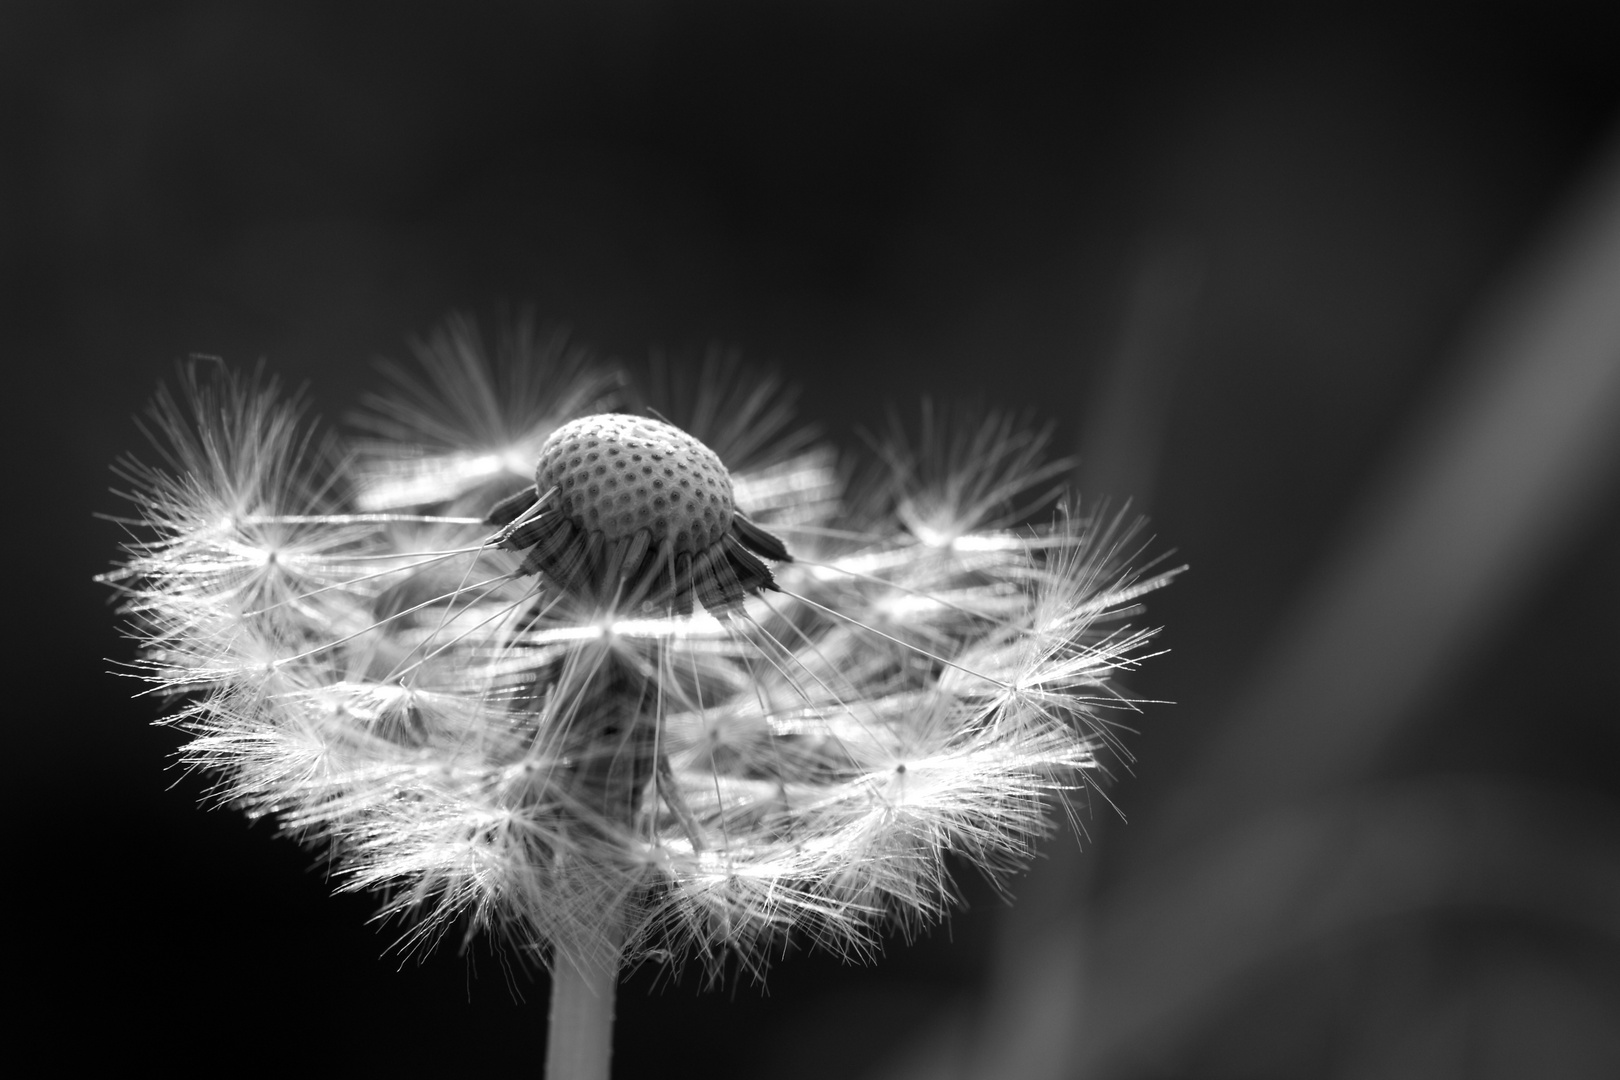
[{"x1": 102, "y1": 348, "x2": 1178, "y2": 989}]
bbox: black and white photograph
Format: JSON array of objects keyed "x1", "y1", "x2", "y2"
[{"x1": 11, "y1": 3, "x2": 1620, "y2": 1077}]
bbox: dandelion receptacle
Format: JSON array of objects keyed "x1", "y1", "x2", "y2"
[{"x1": 100, "y1": 320, "x2": 1177, "y2": 1080}]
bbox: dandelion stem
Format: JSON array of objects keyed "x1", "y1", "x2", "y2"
[
  {"x1": 545, "y1": 923, "x2": 622, "y2": 1080},
  {"x1": 540, "y1": 658, "x2": 652, "y2": 1080}
]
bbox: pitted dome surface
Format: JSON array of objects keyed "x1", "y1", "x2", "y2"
[{"x1": 536, "y1": 414, "x2": 734, "y2": 553}]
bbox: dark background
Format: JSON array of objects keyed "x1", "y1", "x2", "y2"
[{"x1": 9, "y1": 2, "x2": 1620, "y2": 1076}]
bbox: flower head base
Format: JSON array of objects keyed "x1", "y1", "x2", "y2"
[
  {"x1": 489, "y1": 413, "x2": 790, "y2": 615},
  {"x1": 103, "y1": 330, "x2": 1178, "y2": 983}
]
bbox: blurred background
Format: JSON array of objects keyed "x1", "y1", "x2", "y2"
[{"x1": 9, "y1": 2, "x2": 1619, "y2": 1075}]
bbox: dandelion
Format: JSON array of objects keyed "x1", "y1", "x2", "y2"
[{"x1": 101, "y1": 321, "x2": 1178, "y2": 1080}]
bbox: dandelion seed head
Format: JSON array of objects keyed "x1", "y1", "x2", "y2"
[{"x1": 103, "y1": 330, "x2": 1176, "y2": 986}]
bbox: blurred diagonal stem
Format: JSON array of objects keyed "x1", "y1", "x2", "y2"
[
  {"x1": 1078, "y1": 235, "x2": 1203, "y2": 510},
  {"x1": 1172, "y1": 128, "x2": 1620, "y2": 816},
  {"x1": 954, "y1": 122, "x2": 1620, "y2": 1080}
]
